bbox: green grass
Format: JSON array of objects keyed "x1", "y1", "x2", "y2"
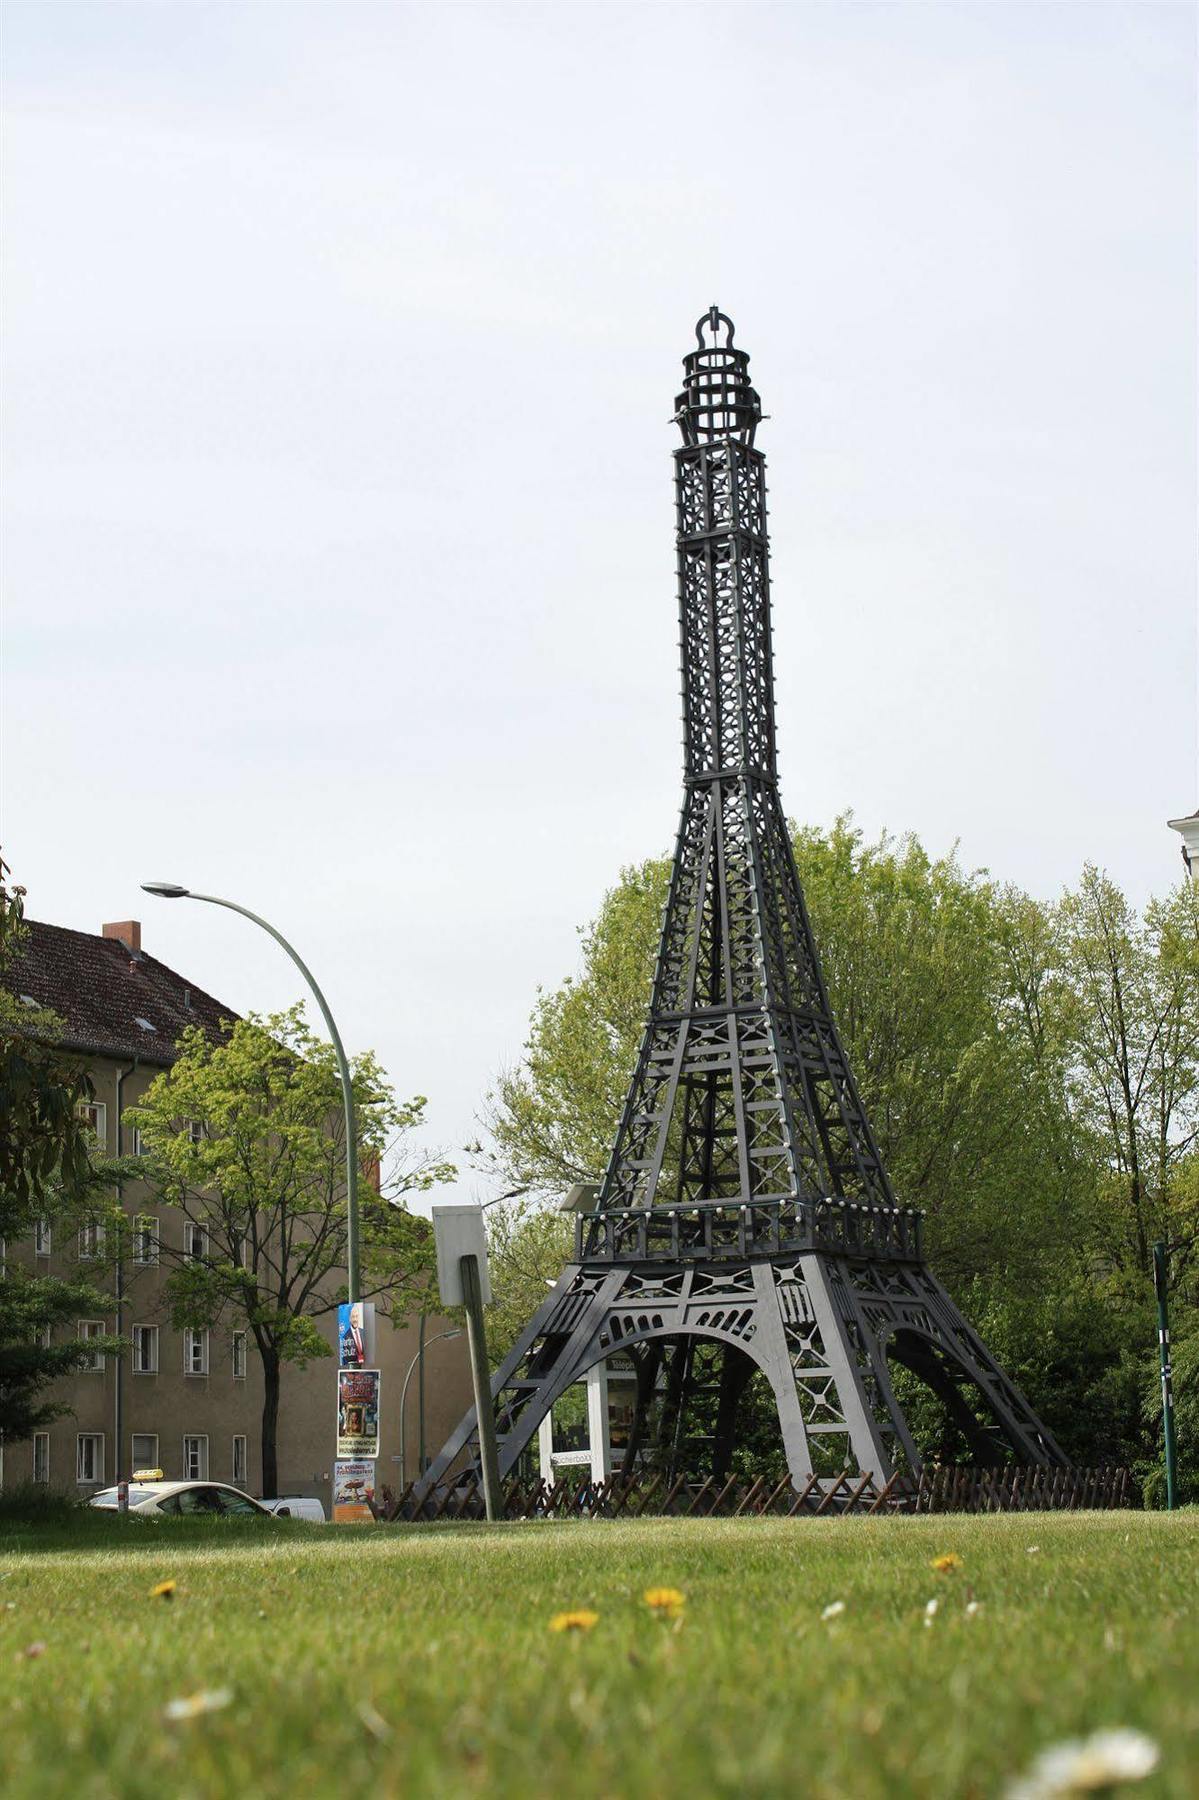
[{"x1": 1, "y1": 1509, "x2": 1196, "y2": 1798}]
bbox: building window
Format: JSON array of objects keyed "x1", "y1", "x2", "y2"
[
  {"x1": 183, "y1": 1222, "x2": 206, "y2": 1262},
  {"x1": 78, "y1": 1220, "x2": 105, "y2": 1260},
  {"x1": 33, "y1": 1433, "x2": 50, "y2": 1483},
  {"x1": 34, "y1": 1220, "x2": 51, "y2": 1257},
  {"x1": 132, "y1": 1324, "x2": 159, "y2": 1374},
  {"x1": 231, "y1": 1330, "x2": 247, "y2": 1381},
  {"x1": 187, "y1": 1119, "x2": 205, "y2": 1145},
  {"x1": 37, "y1": 1323, "x2": 50, "y2": 1349},
  {"x1": 77, "y1": 1433, "x2": 104, "y2": 1484},
  {"x1": 183, "y1": 1435, "x2": 208, "y2": 1481},
  {"x1": 233, "y1": 1233, "x2": 249, "y2": 1269},
  {"x1": 130, "y1": 1127, "x2": 147, "y2": 1156},
  {"x1": 78, "y1": 1101, "x2": 107, "y2": 1149},
  {"x1": 183, "y1": 1328, "x2": 208, "y2": 1377},
  {"x1": 131, "y1": 1433, "x2": 159, "y2": 1475},
  {"x1": 232, "y1": 1435, "x2": 247, "y2": 1487},
  {"x1": 132, "y1": 1216, "x2": 159, "y2": 1265},
  {"x1": 78, "y1": 1319, "x2": 106, "y2": 1372}
]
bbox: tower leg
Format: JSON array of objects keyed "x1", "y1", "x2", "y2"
[{"x1": 411, "y1": 1264, "x2": 629, "y2": 1503}]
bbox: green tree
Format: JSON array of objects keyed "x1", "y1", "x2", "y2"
[
  {"x1": 0, "y1": 857, "x2": 122, "y2": 1443},
  {"x1": 483, "y1": 824, "x2": 1197, "y2": 1487},
  {"x1": 484, "y1": 1196, "x2": 572, "y2": 1366},
  {"x1": 129, "y1": 1006, "x2": 454, "y2": 1495},
  {"x1": 1053, "y1": 867, "x2": 1199, "y2": 1278}
]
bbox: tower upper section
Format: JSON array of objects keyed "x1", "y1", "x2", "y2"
[{"x1": 674, "y1": 307, "x2": 763, "y2": 447}]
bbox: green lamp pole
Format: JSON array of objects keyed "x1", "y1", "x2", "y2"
[
  {"x1": 1152, "y1": 1241, "x2": 1178, "y2": 1512},
  {"x1": 141, "y1": 884, "x2": 361, "y2": 1304}
]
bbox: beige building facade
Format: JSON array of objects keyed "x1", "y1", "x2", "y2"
[{"x1": 6, "y1": 917, "x2": 472, "y2": 1509}]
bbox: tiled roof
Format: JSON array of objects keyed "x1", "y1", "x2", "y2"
[{"x1": 10, "y1": 920, "x2": 239, "y2": 1066}]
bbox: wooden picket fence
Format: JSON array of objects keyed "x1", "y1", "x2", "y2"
[{"x1": 372, "y1": 1462, "x2": 1134, "y2": 1523}]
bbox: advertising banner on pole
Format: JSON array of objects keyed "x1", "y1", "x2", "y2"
[
  {"x1": 332, "y1": 1459, "x2": 377, "y2": 1522},
  {"x1": 336, "y1": 1368, "x2": 381, "y2": 1458},
  {"x1": 337, "y1": 1300, "x2": 375, "y2": 1368}
]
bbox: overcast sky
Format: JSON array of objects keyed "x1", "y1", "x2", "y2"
[{"x1": 2, "y1": 2, "x2": 1195, "y2": 1202}]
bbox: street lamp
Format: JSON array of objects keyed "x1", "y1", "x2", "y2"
[
  {"x1": 397, "y1": 1327, "x2": 462, "y2": 1490},
  {"x1": 141, "y1": 883, "x2": 362, "y2": 1304}
]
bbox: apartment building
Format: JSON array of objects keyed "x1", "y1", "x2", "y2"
[{"x1": 5, "y1": 916, "x2": 472, "y2": 1507}]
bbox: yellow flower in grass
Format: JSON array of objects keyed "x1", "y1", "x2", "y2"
[
  {"x1": 549, "y1": 1610, "x2": 599, "y2": 1634},
  {"x1": 643, "y1": 1587, "x2": 686, "y2": 1618},
  {"x1": 149, "y1": 1579, "x2": 177, "y2": 1601},
  {"x1": 930, "y1": 1553, "x2": 963, "y2": 1574}
]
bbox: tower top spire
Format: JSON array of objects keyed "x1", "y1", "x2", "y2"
[{"x1": 676, "y1": 304, "x2": 762, "y2": 448}]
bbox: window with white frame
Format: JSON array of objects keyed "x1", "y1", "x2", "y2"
[
  {"x1": 231, "y1": 1330, "x2": 247, "y2": 1381},
  {"x1": 37, "y1": 1322, "x2": 51, "y2": 1349},
  {"x1": 33, "y1": 1432, "x2": 50, "y2": 1483},
  {"x1": 232, "y1": 1435, "x2": 247, "y2": 1487},
  {"x1": 183, "y1": 1328, "x2": 209, "y2": 1376},
  {"x1": 76, "y1": 1433, "x2": 104, "y2": 1484},
  {"x1": 183, "y1": 1221, "x2": 206, "y2": 1262},
  {"x1": 183, "y1": 1434, "x2": 208, "y2": 1481},
  {"x1": 130, "y1": 1126, "x2": 147, "y2": 1156},
  {"x1": 132, "y1": 1324, "x2": 158, "y2": 1374},
  {"x1": 34, "y1": 1219, "x2": 51, "y2": 1256},
  {"x1": 233, "y1": 1233, "x2": 249, "y2": 1269},
  {"x1": 131, "y1": 1433, "x2": 158, "y2": 1474},
  {"x1": 77, "y1": 1101, "x2": 107, "y2": 1149},
  {"x1": 132, "y1": 1216, "x2": 159, "y2": 1265},
  {"x1": 78, "y1": 1319, "x2": 106, "y2": 1372},
  {"x1": 78, "y1": 1220, "x2": 105, "y2": 1260},
  {"x1": 187, "y1": 1119, "x2": 205, "y2": 1145}
]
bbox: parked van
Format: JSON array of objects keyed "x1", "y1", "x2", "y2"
[{"x1": 260, "y1": 1496, "x2": 327, "y2": 1523}]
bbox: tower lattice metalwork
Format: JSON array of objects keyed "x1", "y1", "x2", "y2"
[{"x1": 417, "y1": 310, "x2": 1064, "y2": 1497}]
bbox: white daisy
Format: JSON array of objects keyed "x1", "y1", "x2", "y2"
[{"x1": 1006, "y1": 1727, "x2": 1160, "y2": 1797}]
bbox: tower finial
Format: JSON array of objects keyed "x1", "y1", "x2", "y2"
[
  {"x1": 696, "y1": 306, "x2": 735, "y2": 349},
  {"x1": 678, "y1": 307, "x2": 759, "y2": 445}
]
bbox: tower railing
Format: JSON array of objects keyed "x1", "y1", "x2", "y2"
[{"x1": 576, "y1": 1197, "x2": 924, "y2": 1265}]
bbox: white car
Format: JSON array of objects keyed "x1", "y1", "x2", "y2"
[{"x1": 89, "y1": 1480, "x2": 275, "y2": 1518}]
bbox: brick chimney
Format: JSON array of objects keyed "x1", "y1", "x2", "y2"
[{"x1": 102, "y1": 920, "x2": 142, "y2": 954}]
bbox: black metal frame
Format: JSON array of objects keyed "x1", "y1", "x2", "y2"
[{"x1": 416, "y1": 309, "x2": 1065, "y2": 1503}]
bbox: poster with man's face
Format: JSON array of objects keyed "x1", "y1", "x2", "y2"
[
  {"x1": 338, "y1": 1300, "x2": 372, "y2": 1368},
  {"x1": 336, "y1": 1368, "x2": 381, "y2": 1458}
]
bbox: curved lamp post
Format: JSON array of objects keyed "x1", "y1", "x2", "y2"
[
  {"x1": 141, "y1": 883, "x2": 362, "y2": 1305},
  {"x1": 398, "y1": 1327, "x2": 462, "y2": 1490}
]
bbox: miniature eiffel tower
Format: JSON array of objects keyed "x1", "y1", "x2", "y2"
[{"x1": 418, "y1": 309, "x2": 1064, "y2": 1496}]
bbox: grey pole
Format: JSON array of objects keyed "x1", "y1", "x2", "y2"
[
  {"x1": 460, "y1": 1252, "x2": 502, "y2": 1521},
  {"x1": 141, "y1": 884, "x2": 361, "y2": 1305},
  {"x1": 397, "y1": 1326, "x2": 461, "y2": 1490},
  {"x1": 1153, "y1": 1241, "x2": 1178, "y2": 1511}
]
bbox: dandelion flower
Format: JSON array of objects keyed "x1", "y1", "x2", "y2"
[
  {"x1": 643, "y1": 1587, "x2": 686, "y2": 1618},
  {"x1": 1005, "y1": 1728, "x2": 1159, "y2": 1798},
  {"x1": 549, "y1": 1610, "x2": 599, "y2": 1634},
  {"x1": 923, "y1": 1598, "x2": 939, "y2": 1627},
  {"x1": 149, "y1": 1579, "x2": 177, "y2": 1601},
  {"x1": 164, "y1": 1689, "x2": 233, "y2": 1723},
  {"x1": 965, "y1": 1601, "x2": 982, "y2": 1618},
  {"x1": 820, "y1": 1601, "x2": 846, "y2": 1622},
  {"x1": 930, "y1": 1552, "x2": 963, "y2": 1574}
]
